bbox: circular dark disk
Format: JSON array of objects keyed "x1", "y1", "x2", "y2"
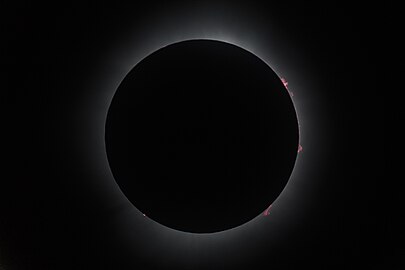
[{"x1": 105, "y1": 39, "x2": 299, "y2": 233}]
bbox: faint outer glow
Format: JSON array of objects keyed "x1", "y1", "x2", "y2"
[
  {"x1": 263, "y1": 205, "x2": 272, "y2": 216},
  {"x1": 73, "y1": 5, "x2": 318, "y2": 268}
]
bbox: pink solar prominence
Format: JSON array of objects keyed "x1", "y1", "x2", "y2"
[{"x1": 263, "y1": 205, "x2": 272, "y2": 216}]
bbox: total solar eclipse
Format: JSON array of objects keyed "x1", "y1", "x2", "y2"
[{"x1": 105, "y1": 39, "x2": 299, "y2": 233}]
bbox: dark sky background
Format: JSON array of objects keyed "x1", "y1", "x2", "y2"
[{"x1": 2, "y1": 1, "x2": 391, "y2": 270}]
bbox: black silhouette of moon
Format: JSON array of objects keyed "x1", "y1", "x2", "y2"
[{"x1": 105, "y1": 40, "x2": 299, "y2": 233}]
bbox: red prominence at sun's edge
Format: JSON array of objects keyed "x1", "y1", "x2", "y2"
[
  {"x1": 263, "y1": 78, "x2": 303, "y2": 218},
  {"x1": 281, "y1": 77, "x2": 303, "y2": 154},
  {"x1": 263, "y1": 205, "x2": 272, "y2": 216},
  {"x1": 281, "y1": 78, "x2": 293, "y2": 97}
]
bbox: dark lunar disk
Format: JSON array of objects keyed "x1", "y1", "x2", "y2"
[{"x1": 105, "y1": 40, "x2": 299, "y2": 233}]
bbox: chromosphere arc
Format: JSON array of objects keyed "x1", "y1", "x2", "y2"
[{"x1": 105, "y1": 40, "x2": 299, "y2": 233}]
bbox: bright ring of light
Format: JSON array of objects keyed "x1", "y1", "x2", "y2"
[{"x1": 75, "y1": 7, "x2": 316, "y2": 268}]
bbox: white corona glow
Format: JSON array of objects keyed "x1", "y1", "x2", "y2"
[{"x1": 76, "y1": 5, "x2": 318, "y2": 268}]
